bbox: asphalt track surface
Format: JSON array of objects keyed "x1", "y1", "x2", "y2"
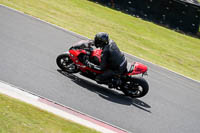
[{"x1": 0, "y1": 5, "x2": 200, "y2": 133}]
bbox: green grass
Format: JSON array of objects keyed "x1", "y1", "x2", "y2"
[
  {"x1": 0, "y1": 0, "x2": 200, "y2": 81},
  {"x1": 0, "y1": 93, "x2": 100, "y2": 133}
]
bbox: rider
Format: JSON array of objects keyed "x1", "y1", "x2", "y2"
[{"x1": 74, "y1": 32, "x2": 127, "y2": 87}]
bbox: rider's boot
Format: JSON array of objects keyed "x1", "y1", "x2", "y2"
[{"x1": 108, "y1": 78, "x2": 122, "y2": 88}]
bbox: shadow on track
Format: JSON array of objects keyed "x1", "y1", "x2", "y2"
[{"x1": 58, "y1": 70, "x2": 151, "y2": 113}]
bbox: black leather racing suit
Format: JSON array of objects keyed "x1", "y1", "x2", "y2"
[{"x1": 95, "y1": 40, "x2": 127, "y2": 83}]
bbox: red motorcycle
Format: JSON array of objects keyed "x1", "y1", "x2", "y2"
[{"x1": 56, "y1": 43, "x2": 149, "y2": 98}]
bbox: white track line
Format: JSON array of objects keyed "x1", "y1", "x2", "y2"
[{"x1": 0, "y1": 80, "x2": 128, "y2": 133}]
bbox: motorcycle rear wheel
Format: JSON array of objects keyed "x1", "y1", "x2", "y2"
[
  {"x1": 121, "y1": 77, "x2": 149, "y2": 98},
  {"x1": 56, "y1": 53, "x2": 78, "y2": 73}
]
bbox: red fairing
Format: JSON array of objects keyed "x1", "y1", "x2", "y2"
[
  {"x1": 69, "y1": 49, "x2": 102, "y2": 74},
  {"x1": 129, "y1": 62, "x2": 148, "y2": 75},
  {"x1": 91, "y1": 49, "x2": 102, "y2": 62},
  {"x1": 69, "y1": 49, "x2": 86, "y2": 65},
  {"x1": 69, "y1": 49, "x2": 86, "y2": 57}
]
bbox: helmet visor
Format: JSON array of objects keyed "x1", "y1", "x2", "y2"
[{"x1": 94, "y1": 38, "x2": 102, "y2": 48}]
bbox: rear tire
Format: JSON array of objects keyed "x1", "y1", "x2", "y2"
[{"x1": 121, "y1": 77, "x2": 149, "y2": 98}]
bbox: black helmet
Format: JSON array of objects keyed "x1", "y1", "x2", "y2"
[{"x1": 94, "y1": 32, "x2": 109, "y2": 48}]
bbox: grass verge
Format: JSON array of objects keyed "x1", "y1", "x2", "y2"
[
  {"x1": 0, "y1": 93, "x2": 100, "y2": 133},
  {"x1": 0, "y1": 0, "x2": 199, "y2": 81}
]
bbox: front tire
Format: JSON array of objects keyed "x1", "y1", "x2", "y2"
[
  {"x1": 56, "y1": 53, "x2": 78, "y2": 73},
  {"x1": 121, "y1": 77, "x2": 149, "y2": 98}
]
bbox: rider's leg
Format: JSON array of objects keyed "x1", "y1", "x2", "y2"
[
  {"x1": 95, "y1": 70, "x2": 122, "y2": 88},
  {"x1": 95, "y1": 70, "x2": 115, "y2": 84}
]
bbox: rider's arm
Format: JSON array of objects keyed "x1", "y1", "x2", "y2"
[
  {"x1": 88, "y1": 40, "x2": 95, "y2": 47},
  {"x1": 73, "y1": 40, "x2": 93, "y2": 49}
]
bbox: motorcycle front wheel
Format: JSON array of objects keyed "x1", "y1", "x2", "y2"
[
  {"x1": 121, "y1": 77, "x2": 149, "y2": 98},
  {"x1": 56, "y1": 53, "x2": 78, "y2": 73}
]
